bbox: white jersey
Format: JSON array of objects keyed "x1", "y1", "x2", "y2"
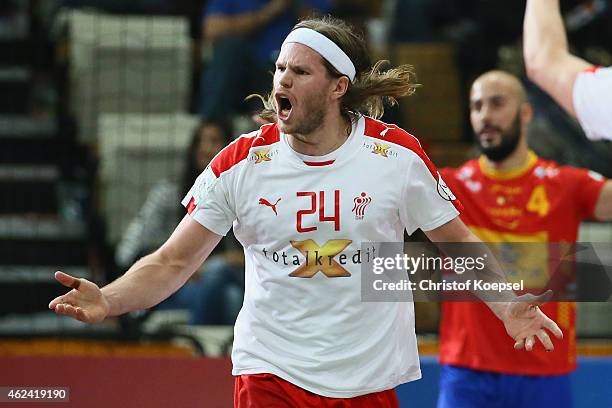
[
  {"x1": 573, "y1": 66, "x2": 612, "y2": 141},
  {"x1": 182, "y1": 116, "x2": 459, "y2": 398}
]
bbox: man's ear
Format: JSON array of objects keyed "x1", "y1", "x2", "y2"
[
  {"x1": 520, "y1": 102, "x2": 534, "y2": 125},
  {"x1": 331, "y1": 76, "x2": 350, "y2": 100}
]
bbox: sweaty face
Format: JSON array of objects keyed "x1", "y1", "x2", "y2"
[
  {"x1": 470, "y1": 79, "x2": 525, "y2": 163},
  {"x1": 273, "y1": 43, "x2": 335, "y2": 136}
]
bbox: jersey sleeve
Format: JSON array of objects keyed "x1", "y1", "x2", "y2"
[
  {"x1": 563, "y1": 166, "x2": 607, "y2": 220},
  {"x1": 181, "y1": 165, "x2": 236, "y2": 236},
  {"x1": 438, "y1": 167, "x2": 461, "y2": 193},
  {"x1": 400, "y1": 154, "x2": 460, "y2": 235},
  {"x1": 572, "y1": 66, "x2": 612, "y2": 141}
]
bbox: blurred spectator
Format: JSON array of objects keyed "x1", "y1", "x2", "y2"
[
  {"x1": 326, "y1": 0, "x2": 374, "y2": 36},
  {"x1": 389, "y1": 0, "x2": 439, "y2": 42},
  {"x1": 115, "y1": 121, "x2": 245, "y2": 325},
  {"x1": 198, "y1": 0, "x2": 330, "y2": 120},
  {"x1": 55, "y1": 0, "x2": 176, "y2": 14}
]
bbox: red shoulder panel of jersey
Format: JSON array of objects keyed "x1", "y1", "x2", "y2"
[
  {"x1": 210, "y1": 123, "x2": 280, "y2": 177},
  {"x1": 363, "y1": 117, "x2": 434, "y2": 170},
  {"x1": 365, "y1": 117, "x2": 462, "y2": 211},
  {"x1": 583, "y1": 65, "x2": 602, "y2": 74}
]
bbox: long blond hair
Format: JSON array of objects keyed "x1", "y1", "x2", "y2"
[{"x1": 253, "y1": 16, "x2": 419, "y2": 123}]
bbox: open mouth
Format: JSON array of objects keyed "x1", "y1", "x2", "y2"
[
  {"x1": 479, "y1": 127, "x2": 500, "y2": 141},
  {"x1": 276, "y1": 95, "x2": 293, "y2": 121},
  {"x1": 480, "y1": 130, "x2": 498, "y2": 138}
]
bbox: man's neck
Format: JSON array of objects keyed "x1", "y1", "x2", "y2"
[{"x1": 286, "y1": 112, "x2": 352, "y2": 156}]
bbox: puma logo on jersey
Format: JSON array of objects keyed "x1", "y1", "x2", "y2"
[
  {"x1": 259, "y1": 197, "x2": 281, "y2": 215},
  {"x1": 380, "y1": 125, "x2": 394, "y2": 137}
]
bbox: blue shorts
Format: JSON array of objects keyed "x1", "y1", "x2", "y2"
[{"x1": 437, "y1": 365, "x2": 573, "y2": 408}]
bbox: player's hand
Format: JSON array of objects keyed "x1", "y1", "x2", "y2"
[
  {"x1": 501, "y1": 291, "x2": 563, "y2": 352},
  {"x1": 48, "y1": 271, "x2": 110, "y2": 323}
]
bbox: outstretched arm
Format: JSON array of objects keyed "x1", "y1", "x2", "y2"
[
  {"x1": 523, "y1": 0, "x2": 591, "y2": 116},
  {"x1": 425, "y1": 217, "x2": 563, "y2": 351},
  {"x1": 49, "y1": 215, "x2": 222, "y2": 323}
]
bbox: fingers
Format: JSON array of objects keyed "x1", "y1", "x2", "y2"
[
  {"x1": 48, "y1": 295, "x2": 66, "y2": 310},
  {"x1": 54, "y1": 271, "x2": 81, "y2": 290},
  {"x1": 516, "y1": 328, "x2": 557, "y2": 352},
  {"x1": 53, "y1": 303, "x2": 92, "y2": 322},
  {"x1": 536, "y1": 329, "x2": 554, "y2": 352},
  {"x1": 53, "y1": 303, "x2": 78, "y2": 319},
  {"x1": 525, "y1": 335, "x2": 535, "y2": 351},
  {"x1": 543, "y1": 314, "x2": 564, "y2": 339},
  {"x1": 510, "y1": 302, "x2": 564, "y2": 353},
  {"x1": 513, "y1": 312, "x2": 563, "y2": 352},
  {"x1": 514, "y1": 338, "x2": 525, "y2": 350},
  {"x1": 53, "y1": 271, "x2": 98, "y2": 296},
  {"x1": 49, "y1": 292, "x2": 79, "y2": 310},
  {"x1": 49, "y1": 271, "x2": 82, "y2": 309}
]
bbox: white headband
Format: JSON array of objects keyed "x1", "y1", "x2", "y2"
[{"x1": 281, "y1": 27, "x2": 356, "y2": 82}]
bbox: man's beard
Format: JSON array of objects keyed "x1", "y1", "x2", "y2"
[
  {"x1": 476, "y1": 115, "x2": 522, "y2": 162},
  {"x1": 278, "y1": 91, "x2": 326, "y2": 136}
]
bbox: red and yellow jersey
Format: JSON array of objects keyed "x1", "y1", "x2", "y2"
[{"x1": 439, "y1": 151, "x2": 607, "y2": 375}]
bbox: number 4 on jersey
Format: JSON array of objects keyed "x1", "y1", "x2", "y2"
[{"x1": 526, "y1": 185, "x2": 550, "y2": 216}]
